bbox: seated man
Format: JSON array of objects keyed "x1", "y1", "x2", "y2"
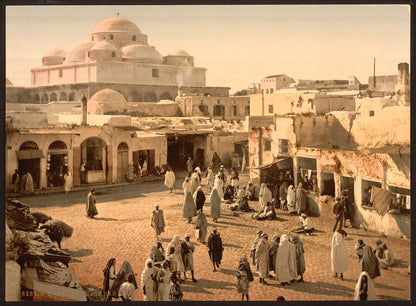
[
  {"x1": 377, "y1": 242, "x2": 395, "y2": 269},
  {"x1": 251, "y1": 202, "x2": 274, "y2": 220},
  {"x1": 247, "y1": 182, "x2": 259, "y2": 201},
  {"x1": 291, "y1": 213, "x2": 314, "y2": 235}
]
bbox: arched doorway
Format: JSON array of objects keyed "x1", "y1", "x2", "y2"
[
  {"x1": 33, "y1": 94, "x2": 40, "y2": 103},
  {"x1": 47, "y1": 140, "x2": 68, "y2": 187},
  {"x1": 127, "y1": 91, "x2": 142, "y2": 102},
  {"x1": 59, "y1": 92, "x2": 67, "y2": 101},
  {"x1": 117, "y1": 142, "x2": 129, "y2": 182},
  {"x1": 68, "y1": 92, "x2": 75, "y2": 101},
  {"x1": 160, "y1": 92, "x2": 173, "y2": 100},
  {"x1": 80, "y1": 137, "x2": 107, "y2": 184},
  {"x1": 41, "y1": 93, "x2": 49, "y2": 103},
  {"x1": 143, "y1": 92, "x2": 157, "y2": 102},
  {"x1": 17, "y1": 141, "x2": 43, "y2": 190},
  {"x1": 50, "y1": 92, "x2": 58, "y2": 101}
]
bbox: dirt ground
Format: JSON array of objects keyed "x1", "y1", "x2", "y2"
[{"x1": 18, "y1": 172, "x2": 411, "y2": 301}]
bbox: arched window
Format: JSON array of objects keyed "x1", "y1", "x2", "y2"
[
  {"x1": 41, "y1": 93, "x2": 49, "y2": 103},
  {"x1": 132, "y1": 35, "x2": 136, "y2": 41},
  {"x1": 127, "y1": 91, "x2": 142, "y2": 102},
  {"x1": 143, "y1": 92, "x2": 157, "y2": 102},
  {"x1": 48, "y1": 141, "x2": 67, "y2": 150},
  {"x1": 159, "y1": 92, "x2": 172, "y2": 100},
  {"x1": 50, "y1": 92, "x2": 57, "y2": 101},
  {"x1": 20, "y1": 141, "x2": 39, "y2": 151},
  {"x1": 112, "y1": 52, "x2": 116, "y2": 57},
  {"x1": 118, "y1": 142, "x2": 129, "y2": 151},
  {"x1": 33, "y1": 93, "x2": 40, "y2": 103},
  {"x1": 68, "y1": 92, "x2": 75, "y2": 101},
  {"x1": 59, "y1": 92, "x2": 67, "y2": 101},
  {"x1": 109, "y1": 34, "x2": 114, "y2": 40}
]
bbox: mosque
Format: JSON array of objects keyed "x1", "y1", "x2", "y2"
[{"x1": 6, "y1": 17, "x2": 229, "y2": 104}]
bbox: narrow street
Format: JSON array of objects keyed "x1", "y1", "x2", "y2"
[{"x1": 17, "y1": 172, "x2": 410, "y2": 301}]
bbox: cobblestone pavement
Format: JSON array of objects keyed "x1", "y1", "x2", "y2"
[{"x1": 19, "y1": 172, "x2": 411, "y2": 301}]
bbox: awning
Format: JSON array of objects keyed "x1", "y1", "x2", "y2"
[
  {"x1": 370, "y1": 186, "x2": 390, "y2": 217},
  {"x1": 258, "y1": 157, "x2": 293, "y2": 170},
  {"x1": 15, "y1": 150, "x2": 44, "y2": 160}
]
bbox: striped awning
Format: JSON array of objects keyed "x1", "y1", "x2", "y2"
[{"x1": 15, "y1": 150, "x2": 44, "y2": 160}]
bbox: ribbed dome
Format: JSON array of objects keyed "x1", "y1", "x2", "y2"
[
  {"x1": 65, "y1": 41, "x2": 94, "y2": 62},
  {"x1": 43, "y1": 48, "x2": 67, "y2": 58},
  {"x1": 122, "y1": 44, "x2": 162, "y2": 63},
  {"x1": 90, "y1": 89, "x2": 126, "y2": 104},
  {"x1": 170, "y1": 49, "x2": 190, "y2": 56},
  {"x1": 92, "y1": 17, "x2": 142, "y2": 34},
  {"x1": 91, "y1": 41, "x2": 117, "y2": 51}
]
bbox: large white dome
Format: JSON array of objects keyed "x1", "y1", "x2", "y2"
[
  {"x1": 122, "y1": 44, "x2": 162, "y2": 63},
  {"x1": 90, "y1": 41, "x2": 117, "y2": 51},
  {"x1": 43, "y1": 48, "x2": 67, "y2": 58},
  {"x1": 90, "y1": 88, "x2": 126, "y2": 104},
  {"x1": 92, "y1": 17, "x2": 142, "y2": 34}
]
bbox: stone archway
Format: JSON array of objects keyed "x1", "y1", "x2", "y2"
[
  {"x1": 143, "y1": 92, "x2": 157, "y2": 102},
  {"x1": 160, "y1": 92, "x2": 173, "y2": 100},
  {"x1": 41, "y1": 93, "x2": 49, "y2": 104},
  {"x1": 50, "y1": 92, "x2": 58, "y2": 102},
  {"x1": 59, "y1": 92, "x2": 67, "y2": 101},
  {"x1": 127, "y1": 91, "x2": 142, "y2": 102}
]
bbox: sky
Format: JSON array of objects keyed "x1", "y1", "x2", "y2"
[{"x1": 5, "y1": 5, "x2": 410, "y2": 93}]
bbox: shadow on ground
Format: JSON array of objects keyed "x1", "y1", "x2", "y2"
[
  {"x1": 181, "y1": 278, "x2": 235, "y2": 295},
  {"x1": 93, "y1": 217, "x2": 119, "y2": 221},
  {"x1": 16, "y1": 180, "x2": 166, "y2": 208},
  {"x1": 280, "y1": 281, "x2": 354, "y2": 298}
]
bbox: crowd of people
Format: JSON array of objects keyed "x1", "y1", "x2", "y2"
[{"x1": 62, "y1": 151, "x2": 402, "y2": 301}]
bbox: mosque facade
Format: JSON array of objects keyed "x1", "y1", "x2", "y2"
[{"x1": 7, "y1": 17, "x2": 229, "y2": 103}]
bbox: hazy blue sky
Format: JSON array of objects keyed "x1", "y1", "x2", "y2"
[{"x1": 6, "y1": 5, "x2": 410, "y2": 93}]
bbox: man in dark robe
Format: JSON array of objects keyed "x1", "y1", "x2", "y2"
[
  {"x1": 207, "y1": 228, "x2": 223, "y2": 272},
  {"x1": 194, "y1": 187, "x2": 206, "y2": 211},
  {"x1": 86, "y1": 188, "x2": 98, "y2": 218},
  {"x1": 333, "y1": 197, "x2": 344, "y2": 232},
  {"x1": 295, "y1": 183, "x2": 307, "y2": 215}
]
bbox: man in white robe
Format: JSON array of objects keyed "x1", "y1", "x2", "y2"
[
  {"x1": 287, "y1": 185, "x2": 296, "y2": 213},
  {"x1": 354, "y1": 271, "x2": 376, "y2": 300},
  {"x1": 258, "y1": 183, "x2": 272, "y2": 212},
  {"x1": 141, "y1": 258, "x2": 157, "y2": 301},
  {"x1": 157, "y1": 261, "x2": 171, "y2": 301},
  {"x1": 164, "y1": 168, "x2": 175, "y2": 192},
  {"x1": 119, "y1": 273, "x2": 136, "y2": 301},
  {"x1": 255, "y1": 232, "x2": 270, "y2": 285},
  {"x1": 64, "y1": 171, "x2": 72, "y2": 193},
  {"x1": 168, "y1": 236, "x2": 185, "y2": 280},
  {"x1": 214, "y1": 175, "x2": 224, "y2": 200},
  {"x1": 276, "y1": 234, "x2": 297, "y2": 285},
  {"x1": 331, "y1": 230, "x2": 349, "y2": 280}
]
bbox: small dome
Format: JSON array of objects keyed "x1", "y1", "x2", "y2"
[
  {"x1": 43, "y1": 48, "x2": 67, "y2": 58},
  {"x1": 122, "y1": 44, "x2": 162, "y2": 63},
  {"x1": 90, "y1": 41, "x2": 117, "y2": 51},
  {"x1": 90, "y1": 89, "x2": 126, "y2": 104},
  {"x1": 170, "y1": 49, "x2": 190, "y2": 56},
  {"x1": 65, "y1": 41, "x2": 95, "y2": 62},
  {"x1": 92, "y1": 17, "x2": 142, "y2": 34}
]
